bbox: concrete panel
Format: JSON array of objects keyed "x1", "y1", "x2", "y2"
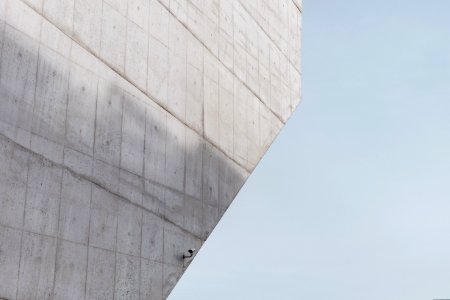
[
  {"x1": 143, "y1": 179, "x2": 165, "y2": 215},
  {"x1": 32, "y1": 46, "x2": 70, "y2": 143},
  {"x1": 260, "y1": 104, "x2": 282, "y2": 153},
  {"x1": 203, "y1": 19, "x2": 219, "y2": 57},
  {"x1": 164, "y1": 189, "x2": 184, "y2": 227},
  {"x1": 219, "y1": 30, "x2": 234, "y2": 70},
  {"x1": 202, "y1": 143, "x2": 219, "y2": 207},
  {"x1": 162, "y1": 263, "x2": 183, "y2": 299},
  {"x1": 0, "y1": 226, "x2": 21, "y2": 300},
  {"x1": 86, "y1": 247, "x2": 116, "y2": 300},
  {"x1": 121, "y1": 95, "x2": 145, "y2": 176},
  {"x1": 247, "y1": 93, "x2": 261, "y2": 169},
  {"x1": 168, "y1": 14, "x2": 187, "y2": 57},
  {"x1": 247, "y1": 52, "x2": 259, "y2": 95},
  {"x1": 0, "y1": 119, "x2": 31, "y2": 150},
  {"x1": 141, "y1": 211, "x2": 164, "y2": 262},
  {"x1": 203, "y1": 76, "x2": 219, "y2": 144},
  {"x1": 104, "y1": 0, "x2": 127, "y2": 16},
  {"x1": 186, "y1": 64, "x2": 203, "y2": 134},
  {"x1": 185, "y1": 3, "x2": 204, "y2": 44},
  {"x1": 128, "y1": 0, "x2": 150, "y2": 30},
  {"x1": 233, "y1": 5, "x2": 247, "y2": 73},
  {"x1": 167, "y1": 51, "x2": 187, "y2": 123},
  {"x1": 247, "y1": 19, "x2": 259, "y2": 59},
  {"x1": 92, "y1": 158, "x2": 120, "y2": 193},
  {"x1": 259, "y1": 29, "x2": 271, "y2": 62},
  {"x1": 40, "y1": 19, "x2": 72, "y2": 57},
  {"x1": 144, "y1": 105, "x2": 166, "y2": 184},
  {"x1": 290, "y1": 63, "x2": 302, "y2": 110},
  {"x1": 115, "y1": 253, "x2": 140, "y2": 300},
  {"x1": 204, "y1": 50, "x2": 219, "y2": 82},
  {"x1": 183, "y1": 196, "x2": 202, "y2": 237},
  {"x1": 66, "y1": 64, "x2": 98, "y2": 155},
  {"x1": 53, "y1": 240, "x2": 87, "y2": 300},
  {"x1": 270, "y1": 73, "x2": 282, "y2": 118},
  {"x1": 89, "y1": 186, "x2": 119, "y2": 251},
  {"x1": 233, "y1": 42, "x2": 247, "y2": 84},
  {"x1": 63, "y1": 147, "x2": 93, "y2": 178},
  {"x1": 42, "y1": 0, "x2": 74, "y2": 33},
  {"x1": 119, "y1": 169, "x2": 144, "y2": 206},
  {"x1": 17, "y1": 232, "x2": 56, "y2": 300},
  {"x1": 165, "y1": 114, "x2": 185, "y2": 192},
  {"x1": 202, "y1": 0, "x2": 219, "y2": 23},
  {"x1": 0, "y1": 20, "x2": 4, "y2": 64},
  {"x1": 22, "y1": 0, "x2": 43, "y2": 12},
  {"x1": 30, "y1": 134, "x2": 64, "y2": 164},
  {"x1": 0, "y1": 2, "x2": 4, "y2": 20},
  {"x1": 100, "y1": 3, "x2": 126, "y2": 73},
  {"x1": 203, "y1": 203, "x2": 219, "y2": 239},
  {"x1": 147, "y1": 36, "x2": 169, "y2": 107},
  {"x1": 73, "y1": 0, "x2": 102, "y2": 54},
  {"x1": 58, "y1": 170, "x2": 91, "y2": 244},
  {"x1": 0, "y1": 26, "x2": 38, "y2": 132},
  {"x1": 94, "y1": 80, "x2": 123, "y2": 166},
  {"x1": 24, "y1": 155, "x2": 62, "y2": 236},
  {"x1": 5, "y1": 0, "x2": 42, "y2": 40},
  {"x1": 141, "y1": 259, "x2": 163, "y2": 300},
  {"x1": 233, "y1": 163, "x2": 250, "y2": 198},
  {"x1": 259, "y1": 63, "x2": 271, "y2": 108},
  {"x1": 163, "y1": 222, "x2": 184, "y2": 266},
  {"x1": 170, "y1": 0, "x2": 188, "y2": 24},
  {"x1": 280, "y1": 51, "x2": 291, "y2": 87},
  {"x1": 0, "y1": 119, "x2": 31, "y2": 149},
  {"x1": 219, "y1": 66, "x2": 234, "y2": 157},
  {"x1": 126, "y1": 21, "x2": 148, "y2": 91},
  {"x1": 117, "y1": 201, "x2": 142, "y2": 257},
  {"x1": 70, "y1": 41, "x2": 101, "y2": 76},
  {"x1": 219, "y1": 155, "x2": 236, "y2": 212},
  {"x1": 148, "y1": 0, "x2": 169, "y2": 47},
  {"x1": 281, "y1": 81, "x2": 292, "y2": 122},
  {"x1": 233, "y1": 80, "x2": 248, "y2": 167},
  {"x1": 187, "y1": 32, "x2": 203, "y2": 71},
  {"x1": 185, "y1": 129, "x2": 202, "y2": 199},
  {"x1": 219, "y1": 0, "x2": 232, "y2": 36},
  {"x1": 0, "y1": 138, "x2": 29, "y2": 229},
  {"x1": 167, "y1": 16, "x2": 187, "y2": 118}
]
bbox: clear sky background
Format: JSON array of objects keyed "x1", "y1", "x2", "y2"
[{"x1": 169, "y1": 1, "x2": 450, "y2": 299}]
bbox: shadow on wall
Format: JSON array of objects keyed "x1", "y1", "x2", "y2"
[{"x1": 0, "y1": 21, "x2": 248, "y2": 300}]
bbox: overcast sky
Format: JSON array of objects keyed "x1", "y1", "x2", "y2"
[{"x1": 169, "y1": 1, "x2": 450, "y2": 299}]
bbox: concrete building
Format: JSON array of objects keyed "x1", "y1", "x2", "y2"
[{"x1": 0, "y1": 0, "x2": 301, "y2": 299}]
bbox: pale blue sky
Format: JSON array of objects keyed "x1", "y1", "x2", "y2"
[{"x1": 169, "y1": 1, "x2": 450, "y2": 299}]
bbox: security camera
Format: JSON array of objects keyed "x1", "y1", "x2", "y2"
[{"x1": 183, "y1": 248, "x2": 196, "y2": 259}]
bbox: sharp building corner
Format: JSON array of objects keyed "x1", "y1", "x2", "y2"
[{"x1": 0, "y1": 0, "x2": 302, "y2": 299}]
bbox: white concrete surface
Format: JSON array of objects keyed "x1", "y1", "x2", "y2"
[{"x1": 0, "y1": 0, "x2": 301, "y2": 298}]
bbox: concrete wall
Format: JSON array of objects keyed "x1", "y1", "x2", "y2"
[{"x1": 0, "y1": 0, "x2": 302, "y2": 299}]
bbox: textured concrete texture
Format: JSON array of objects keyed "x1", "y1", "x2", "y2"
[{"x1": 0, "y1": 0, "x2": 302, "y2": 299}]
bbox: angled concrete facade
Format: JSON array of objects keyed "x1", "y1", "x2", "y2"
[{"x1": 0, "y1": 0, "x2": 302, "y2": 299}]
